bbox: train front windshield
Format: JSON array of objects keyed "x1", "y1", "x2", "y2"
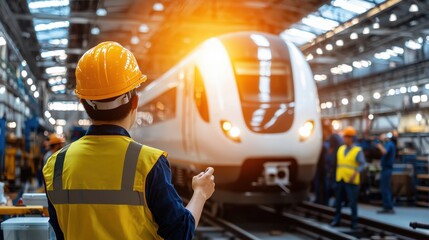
[{"x1": 221, "y1": 34, "x2": 294, "y2": 134}]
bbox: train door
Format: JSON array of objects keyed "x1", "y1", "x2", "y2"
[{"x1": 182, "y1": 67, "x2": 197, "y2": 157}]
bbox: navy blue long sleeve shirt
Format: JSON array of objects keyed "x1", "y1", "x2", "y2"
[
  {"x1": 46, "y1": 125, "x2": 195, "y2": 239},
  {"x1": 381, "y1": 140, "x2": 396, "y2": 168}
]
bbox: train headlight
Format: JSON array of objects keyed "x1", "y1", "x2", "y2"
[
  {"x1": 221, "y1": 120, "x2": 241, "y2": 142},
  {"x1": 299, "y1": 120, "x2": 314, "y2": 142}
]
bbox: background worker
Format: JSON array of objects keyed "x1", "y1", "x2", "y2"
[
  {"x1": 376, "y1": 132, "x2": 396, "y2": 214},
  {"x1": 330, "y1": 126, "x2": 366, "y2": 229},
  {"x1": 43, "y1": 41, "x2": 215, "y2": 240},
  {"x1": 42, "y1": 134, "x2": 65, "y2": 166}
]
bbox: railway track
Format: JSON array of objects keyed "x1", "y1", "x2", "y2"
[
  {"x1": 292, "y1": 201, "x2": 429, "y2": 240},
  {"x1": 196, "y1": 201, "x2": 429, "y2": 240}
]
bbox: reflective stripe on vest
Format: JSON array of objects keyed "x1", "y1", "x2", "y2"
[
  {"x1": 336, "y1": 164, "x2": 358, "y2": 170},
  {"x1": 48, "y1": 141, "x2": 144, "y2": 205}
]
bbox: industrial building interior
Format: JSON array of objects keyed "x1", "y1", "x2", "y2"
[{"x1": 0, "y1": 0, "x2": 428, "y2": 239}]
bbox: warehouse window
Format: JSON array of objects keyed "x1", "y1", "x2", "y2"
[
  {"x1": 194, "y1": 67, "x2": 209, "y2": 122},
  {"x1": 137, "y1": 87, "x2": 176, "y2": 126}
]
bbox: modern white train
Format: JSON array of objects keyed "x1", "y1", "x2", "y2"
[{"x1": 131, "y1": 32, "x2": 322, "y2": 204}]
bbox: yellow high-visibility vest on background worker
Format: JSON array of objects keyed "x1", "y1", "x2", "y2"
[
  {"x1": 43, "y1": 135, "x2": 166, "y2": 240},
  {"x1": 336, "y1": 145, "x2": 362, "y2": 185}
]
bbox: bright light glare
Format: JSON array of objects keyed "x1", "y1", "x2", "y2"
[
  {"x1": 34, "y1": 91, "x2": 40, "y2": 98},
  {"x1": 368, "y1": 114, "x2": 374, "y2": 120},
  {"x1": 251, "y1": 34, "x2": 270, "y2": 47},
  {"x1": 78, "y1": 119, "x2": 91, "y2": 126},
  {"x1": 302, "y1": 14, "x2": 339, "y2": 31},
  {"x1": 0, "y1": 36, "x2": 6, "y2": 46},
  {"x1": 56, "y1": 119, "x2": 67, "y2": 126},
  {"x1": 21, "y1": 70, "x2": 28, "y2": 78},
  {"x1": 49, "y1": 117, "x2": 56, "y2": 125},
  {"x1": 416, "y1": 113, "x2": 422, "y2": 122},
  {"x1": 29, "y1": 0, "x2": 70, "y2": 9},
  {"x1": 314, "y1": 74, "x2": 327, "y2": 81},
  {"x1": 341, "y1": 98, "x2": 349, "y2": 105},
  {"x1": 45, "y1": 111, "x2": 51, "y2": 118},
  {"x1": 139, "y1": 24, "x2": 149, "y2": 33},
  {"x1": 336, "y1": 39, "x2": 344, "y2": 46},
  {"x1": 405, "y1": 40, "x2": 422, "y2": 50},
  {"x1": 48, "y1": 101, "x2": 85, "y2": 111},
  {"x1": 131, "y1": 36, "x2": 140, "y2": 45},
  {"x1": 96, "y1": 8, "x2": 107, "y2": 16},
  {"x1": 153, "y1": 2, "x2": 164, "y2": 11},
  {"x1": 281, "y1": 28, "x2": 316, "y2": 45},
  {"x1": 412, "y1": 95, "x2": 421, "y2": 103},
  {"x1": 332, "y1": 120, "x2": 341, "y2": 130},
  {"x1": 26, "y1": 78, "x2": 33, "y2": 85},
  {"x1": 332, "y1": 0, "x2": 374, "y2": 14},
  {"x1": 7, "y1": 122, "x2": 17, "y2": 129},
  {"x1": 222, "y1": 121, "x2": 232, "y2": 131},
  {"x1": 30, "y1": 85, "x2": 36, "y2": 91},
  {"x1": 49, "y1": 38, "x2": 68, "y2": 45},
  {"x1": 41, "y1": 50, "x2": 66, "y2": 58},
  {"x1": 409, "y1": 4, "x2": 419, "y2": 12},
  {"x1": 0, "y1": 86, "x2": 5, "y2": 94},
  {"x1": 299, "y1": 121, "x2": 314, "y2": 140},
  {"x1": 91, "y1": 27, "x2": 100, "y2": 35},
  {"x1": 356, "y1": 95, "x2": 364, "y2": 102},
  {"x1": 229, "y1": 127, "x2": 241, "y2": 138},
  {"x1": 46, "y1": 66, "x2": 67, "y2": 75},
  {"x1": 56, "y1": 126, "x2": 64, "y2": 135},
  {"x1": 35, "y1": 21, "x2": 69, "y2": 31},
  {"x1": 373, "y1": 92, "x2": 381, "y2": 99}
]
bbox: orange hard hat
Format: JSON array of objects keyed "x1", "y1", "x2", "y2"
[
  {"x1": 75, "y1": 41, "x2": 147, "y2": 100},
  {"x1": 343, "y1": 126, "x2": 357, "y2": 137},
  {"x1": 49, "y1": 134, "x2": 65, "y2": 145}
]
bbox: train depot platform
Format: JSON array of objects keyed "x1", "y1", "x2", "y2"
[{"x1": 334, "y1": 203, "x2": 429, "y2": 235}]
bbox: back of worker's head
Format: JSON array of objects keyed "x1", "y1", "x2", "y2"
[{"x1": 75, "y1": 41, "x2": 147, "y2": 121}]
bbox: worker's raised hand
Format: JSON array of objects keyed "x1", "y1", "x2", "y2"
[{"x1": 192, "y1": 167, "x2": 215, "y2": 200}]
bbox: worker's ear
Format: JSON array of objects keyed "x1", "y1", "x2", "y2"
[{"x1": 131, "y1": 95, "x2": 139, "y2": 110}]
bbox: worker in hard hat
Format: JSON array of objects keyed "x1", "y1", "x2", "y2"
[
  {"x1": 42, "y1": 134, "x2": 65, "y2": 166},
  {"x1": 43, "y1": 41, "x2": 215, "y2": 240},
  {"x1": 375, "y1": 132, "x2": 396, "y2": 214},
  {"x1": 330, "y1": 126, "x2": 366, "y2": 229}
]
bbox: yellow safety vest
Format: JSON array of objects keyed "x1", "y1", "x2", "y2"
[
  {"x1": 336, "y1": 145, "x2": 361, "y2": 185},
  {"x1": 43, "y1": 135, "x2": 167, "y2": 240}
]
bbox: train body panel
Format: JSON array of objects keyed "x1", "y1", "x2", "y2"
[{"x1": 131, "y1": 32, "x2": 322, "y2": 198}]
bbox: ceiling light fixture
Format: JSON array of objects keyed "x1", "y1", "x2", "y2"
[
  {"x1": 153, "y1": 2, "x2": 164, "y2": 11},
  {"x1": 409, "y1": 4, "x2": 419, "y2": 12},
  {"x1": 91, "y1": 27, "x2": 100, "y2": 35},
  {"x1": 335, "y1": 39, "x2": 344, "y2": 46},
  {"x1": 139, "y1": 24, "x2": 149, "y2": 33},
  {"x1": 389, "y1": 13, "x2": 397, "y2": 22},
  {"x1": 96, "y1": 8, "x2": 107, "y2": 16},
  {"x1": 131, "y1": 36, "x2": 140, "y2": 45},
  {"x1": 363, "y1": 27, "x2": 370, "y2": 34}
]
